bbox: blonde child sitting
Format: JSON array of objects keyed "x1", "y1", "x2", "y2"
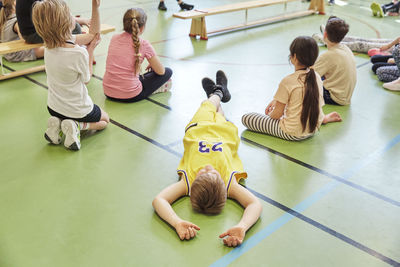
[
  {"x1": 242, "y1": 36, "x2": 341, "y2": 141},
  {"x1": 153, "y1": 71, "x2": 262, "y2": 247},
  {"x1": 32, "y1": 0, "x2": 109, "y2": 150}
]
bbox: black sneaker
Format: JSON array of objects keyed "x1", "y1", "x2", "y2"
[
  {"x1": 158, "y1": 1, "x2": 167, "y2": 11},
  {"x1": 216, "y1": 70, "x2": 231, "y2": 103},
  {"x1": 202, "y1": 77, "x2": 216, "y2": 98},
  {"x1": 179, "y1": 2, "x2": 194, "y2": 10}
]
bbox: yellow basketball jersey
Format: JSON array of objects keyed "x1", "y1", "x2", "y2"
[{"x1": 177, "y1": 101, "x2": 247, "y2": 195}]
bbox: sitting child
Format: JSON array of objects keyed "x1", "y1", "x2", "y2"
[
  {"x1": 371, "y1": 54, "x2": 395, "y2": 74},
  {"x1": 153, "y1": 71, "x2": 262, "y2": 247},
  {"x1": 242, "y1": 36, "x2": 341, "y2": 141},
  {"x1": 377, "y1": 37, "x2": 400, "y2": 90},
  {"x1": 103, "y1": 8, "x2": 172, "y2": 103},
  {"x1": 32, "y1": 0, "x2": 109, "y2": 150},
  {"x1": 371, "y1": 0, "x2": 399, "y2": 17},
  {"x1": 0, "y1": 0, "x2": 44, "y2": 62},
  {"x1": 16, "y1": 0, "x2": 90, "y2": 44},
  {"x1": 314, "y1": 16, "x2": 357, "y2": 105}
]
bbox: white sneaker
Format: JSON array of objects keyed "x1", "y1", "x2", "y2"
[
  {"x1": 61, "y1": 119, "x2": 81, "y2": 150},
  {"x1": 152, "y1": 79, "x2": 172, "y2": 94},
  {"x1": 383, "y1": 78, "x2": 400, "y2": 91},
  {"x1": 44, "y1": 116, "x2": 62, "y2": 144}
]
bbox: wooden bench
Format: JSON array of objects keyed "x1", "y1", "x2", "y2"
[
  {"x1": 173, "y1": 0, "x2": 325, "y2": 40},
  {"x1": 0, "y1": 24, "x2": 116, "y2": 81}
]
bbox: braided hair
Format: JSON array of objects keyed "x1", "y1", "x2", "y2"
[{"x1": 123, "y1": 8, "x2": 147, "y2": 74}]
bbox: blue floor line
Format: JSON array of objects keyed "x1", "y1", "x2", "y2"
[{"x1": 210, "y1": 134, "x2": 400, "y2": 267}]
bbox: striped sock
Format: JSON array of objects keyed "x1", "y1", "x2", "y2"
[{"x1": 212, "y1": 89, "x2": 223, "y2": 100}]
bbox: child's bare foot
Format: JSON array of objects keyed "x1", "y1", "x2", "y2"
[{"x1": 323, "y1": 112, "x2": 342, "y2": 124}]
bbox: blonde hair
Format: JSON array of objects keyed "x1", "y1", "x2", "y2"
[
  {"x1": 32, "y1": 0, "x2": 73, "y2": 49},
  {"x1": 123, "y1": 8, "x2": 147, "y2": 74},
  {"x1": 190, "y1": 172, "x2": 227, "y2": 215},
  {"x1": 0, "y1": 0, "x2": 15, "y2": 39}
]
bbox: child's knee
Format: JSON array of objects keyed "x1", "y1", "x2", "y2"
[
  {"x1": 100, "y1": 109, "x2": 110, "y2": 123},
  {"x1": 165, "y1": 67, "x2": 173, "y2": 78}
]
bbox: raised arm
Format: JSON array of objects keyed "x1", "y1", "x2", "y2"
[
  {"x1": 75, "y1": 0, "x2": 100, "y2": 46},
  {"x1": 220, "y1": 179, "x2": 262, "y2": 247},
  {"x1": 152, "y1": 179, "x2": 200, "y2": 240},
  {"x1": 89, "y1": 0, "x2": 100, "y2": 34}
]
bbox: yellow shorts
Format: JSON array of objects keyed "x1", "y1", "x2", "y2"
[{"x1": 186, "y1": 101, "x2": 226, "y2": 131}]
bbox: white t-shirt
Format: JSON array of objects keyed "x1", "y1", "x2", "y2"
[{"x1": 45, "y1": 45, "x2": 93, "y2": 118}]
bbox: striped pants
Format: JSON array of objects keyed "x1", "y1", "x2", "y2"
[{"x1": 241, "y1": 113, "x2": 311, "y2": 141}]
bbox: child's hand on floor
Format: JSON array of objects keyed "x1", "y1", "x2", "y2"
[
  {"x1": 175, "y1": 220, "x2": 200, "y2": 240},
  {"x1": 388, "y1": 58, "x2": 395, "y2": 64},
  {"x1": 219, "y1": 226, "x2": 246, "y2": 247}
]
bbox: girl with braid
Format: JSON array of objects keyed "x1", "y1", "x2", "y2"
[
  {"x1": 242, "y1": 36, "x2": 341, "y2": 141},
  {"x1": 103, "y1": 8, "x2": 172, "y2": 103}
]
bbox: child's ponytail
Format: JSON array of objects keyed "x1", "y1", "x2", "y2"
[
  {"x1": 123, "y1": 8, "x2": 147, "y2": 75},
  {"x1": 289, "y1": 36, "x2": 320, "y2": 133},
  {"x1": 0, "y1": 0, "x2": 14, "y2": 39},
  {"x1": 301, "y1": 68, "x2": 319, "y2": 133}
]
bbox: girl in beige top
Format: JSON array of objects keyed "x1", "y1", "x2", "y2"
[{"x1": 242, "y1": 36, "x2": 342, "y2": 141}]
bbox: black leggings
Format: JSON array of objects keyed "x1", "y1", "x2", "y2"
[
  {"x1": 323, "y1": 88, "x2": 340, "y2": 105},
  {"x1": 106, "y1": 67, "x2": 173, "y2": 103},
  {"x1": 371, "y1": 55, "x2": 395, "y2": 74}
]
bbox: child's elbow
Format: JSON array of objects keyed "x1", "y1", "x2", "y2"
[
  {"x1": 255, "y1": 199, "x2": 263, "y2": 216},
  {"x1": 152, "y1": 196, "x2": 162, "y2": 209},
  {"x1": 152, "y1": 197, "x2": 158, "y2": 209}
]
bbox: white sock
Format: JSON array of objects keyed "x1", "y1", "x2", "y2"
[{"x1": 79, "y1": 122, "x2": 90, "y2": 130}]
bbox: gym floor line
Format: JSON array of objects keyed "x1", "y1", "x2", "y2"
[{"x1": 9, "y1": 64, "x2": 400, "y2": 266}]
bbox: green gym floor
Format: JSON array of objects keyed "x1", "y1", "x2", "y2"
[{"x1": 1, "y1": 0, "x2": 399, "y2": 266}]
